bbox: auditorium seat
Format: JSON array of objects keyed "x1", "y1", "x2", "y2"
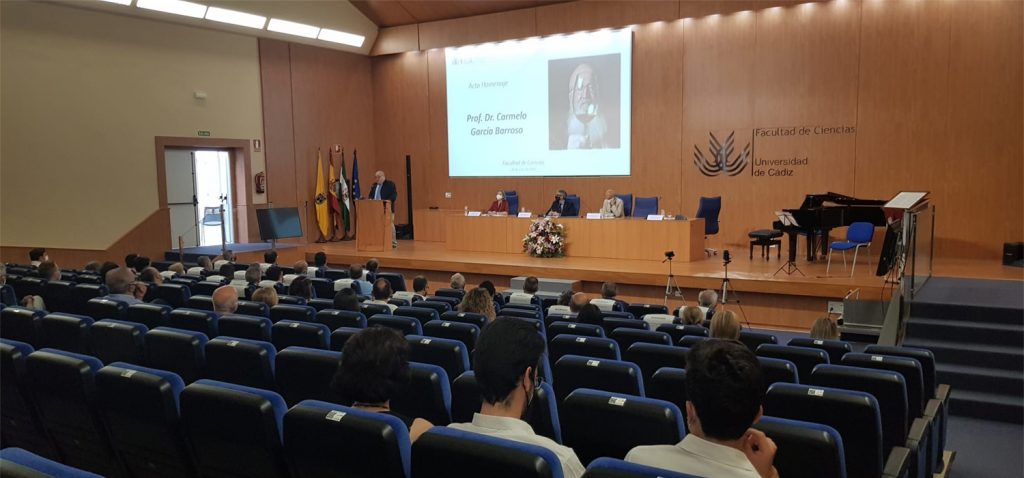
[
  {"x1": 545, "y1": 312, "x2": 577, "y2": 327},
  {"x1": 416, "y1": 300, "x2": 453, "y2": 316},
  {"x1": 285, "y1": 400, "x2": 411, "y2": 478},
  {"x1": 602, "y1": 311, "x2": 637, "y2": 321},
  {"x1": 550, "y1": 334, "x2": 620, "y2": 363},
  {"x1": 584, "y1": 457, "x2": 702, "y2": 478},
  {"x1": 323, "y1": 269, "x2": 349, "y2": 281},
  {"x1": 395, "y1": 305, "x2": 440, "y2": 326},
  {"x1": 639, "y1": 313, "x2": 675, "y2": 330},
  {"x1": 601, "y1": 317, "x2": 647, "y2": 337},
  {"x1": 144, "y1": 327, "x2": 208, "y2": 384},
  {"x1": 624, "y1": 343, "x2": 688, "y2": 384},
  {"x1": 191, "y1": 281, "x2": 222, "y2": 296},
  {"x1": 309, "y1": 278, "x2": 335, "y2": 300},
  {"x1": 440, "y1": 311, "x2": 488, "y2": 328},
  {"x1": 41, "y1": 280, "x2": 74, "y2": 313},
  {"x1": 274, "y1": 346, "x2": 341, "y2": 406},
  {"x1": 361, "y1": 302, "x2": 393, "y2": 317},
  {"x1": 306, "y1": 297, "x2": 333, "y2": 311},
  {"x1": 329, "y1": 327, "x2": 362, "y2": 352},
  {"x1": 369, "y1": 315, "x2": 423, "y2": 336},
  {"x1": 153, "y1": 283, "x2": 191, "y2": 308},
  {"x1": 656, "y1": 324, "x2": 707, "y2": 344},
  {"x1": 89, "y1": 319, "x2": 147, "y2": 364},
  {"x1": 561, "y1": 388, "x2": 684, "y2": 464},
  {"x1": 168, "y1": 308, "x2": 219, "y2": 338},
  {"x1": 180, "y1": 380, "x2": 290, "y2": 478},
  {"x1": 313, "y1": 309, "x2": 365, "y2": 330},
  {"x1": 450, "y1": 371, "x2": 481, "y2": 423},
  {"x1": 26, "y1": 348, "x2": 120, "y2": 476},
  {"x1": 1, "y1": 306, "x2": 45, "y2": 347},
  {"x1": 789, "y1": 337, "x2": 853, "y2": 365},
  {"x1": 95, "y1": 362, "x2": 196, "y2": 477},
  {"x1": 756, "y1": 344, "x2": 829, "y2": 381},
  {"x1": 448, "y1": 370, "x2": 562, "y2": 444},
  {"x1": 0, "y1": 448, "x2": 102, "y2": 478},
  {"x1": 236, "y1": 300, "x2": 270, "y2": 317},
  {"x1": 434, "y1": 288, "x2": 466, "y2": 301},
  {"x1": 0, "y1": 339, "x2": 55, "y2": 458},
  {"x1": 269, "y1": 304, "x2": 316, "y2": 323},
  {"x1": 626, "y1": 303, "x2": 669, "y2": 320},
  {"x1": 646, "y1": 367, "x2": 687, "y2": 411},
  {"x1": 205, "y1": 337, "x2": 277, "y2": 391},
  {"x1": 633, "y1": 197, "x2": 659, "y2": 218},
  {"x1": 271, "y1": 320, "x2": 330, "y2": 350},
  {"x1": 426, "y1": 295, "x2": 462, "y2": 308},
  {"x1": 40, "y1": 313, "x2": 94, "y2": 355},
  {"x1": 84, "y1": 297, "x2": 128, "y2": 321},
  {"x1": 758, "y1": 356, "x2": 801, "y2": 387},
  {"x1": 407, "y1": 335, "x2": 470, "y2": 384},
  {"x1": 739, "y1": 330, "x2": 778, "y2": 352},
  {"x1": 422, "y1": 320, "x2": 480, "y2": 354},
  {"x1": 391, "y1": 362, "x2": 453, "y2": 425},
  {"x1": 377, "y1": 272, "x2": 407, "y2": 292},
  {"x1": 127, "y1": 303, "x2": 171, "y2": 330},
  {"x1": 553, "y1": 355, "x2": 644, "y2": 405},
  {"x1": 186, "y1": 295, "x2": 215, "y2": 311},
  {"x1": 548, "y1": 321, "x2": 604, "y2": 341},
  {"x1": 218, "y1": 314, "x2": 273, "y2": 342},
  {"x1": 610, "y1": 328, "x2": 671, "y2": 351},
  {"x1": 842, "y1": 352, "x2": 926, "y2": 417},
  {"x1": 678, "y1": 335, "x2": 710, "y2": 349},
  {"x1": 277, "y1": 295, "x2": 307, "y2": 306},
  {"x1": 513, "y1": 317, "x2": 547, "y2": 339},
  {"x1": 753, "y1": 416, "x2": 847, "y2": 478},
  {"x1": 412, "y1": 426, "x2": 559, "y2": 478},
  {"x1": 13, "y1": 277, "x2": 47, "y2": 300}
]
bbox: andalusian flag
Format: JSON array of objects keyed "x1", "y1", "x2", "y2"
[
  {"x1": 314, "y1": 149, "x2": 330, "y2": 238},
  {"x1": 338, "y1": 149, "x2": 352, "y2": 234},
  {"x1": 328, "y1": 150, "x2": 343, "y2": 233}
]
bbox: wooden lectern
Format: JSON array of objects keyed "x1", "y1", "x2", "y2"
[{"x1": 356, "y1": 200, "x2": 393, "y2": 251}]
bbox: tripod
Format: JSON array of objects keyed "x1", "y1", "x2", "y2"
[
  {"x1": 662, "y1": 254, "x2": 685, "y2": 306},
  {"x1": 774, "y1": 259, "x2": 805, "y2": 277},
  {"x1": 719, "y1": 254, "x2": 751, "y2": 328}
]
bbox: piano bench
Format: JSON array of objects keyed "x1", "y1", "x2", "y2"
[{"x1": 749, "y1": 229, "x2": 783, "y2": 260}]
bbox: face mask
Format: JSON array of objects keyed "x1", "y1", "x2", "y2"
[
  {"x1": 555, "y1": 196, "x2": 563, "y2": 202},
  {"x1": 497, "y1": 195, "x2": 503, "y2": 200}
]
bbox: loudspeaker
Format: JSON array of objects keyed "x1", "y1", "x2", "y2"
[{"x1": 1003, "y1": 242, "x2": 1023, "y2": 266}]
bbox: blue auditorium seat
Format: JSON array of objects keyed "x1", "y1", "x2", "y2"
[
  {"x1": 552, "y1": 355, "x2": 644, "y2": 405},
  {"x1": 153, "y1": 283, "x2": 190, "y2": 308},
  {"x1": 96, "y1": 362, "x2": 195, "y2": 476},
  {"x1": 40, "y1": 313, "x2": 94, "y2": 355},
  {"x1": 407, "y1": 335, "x2": 470, "y2": 384},
  {"x1": 610, "y1": 329, "x2": 671, "y2": 351},
  {"x1": 739, "y1": 330, "x2": 778, "y2": 352},
  {"x1": 417, "y1": 299, "x2": 453, "y2": 315},
  {"x1": 360, "y1": 302, "x2": 393, "y2": 317},
  {"x1": 548, "y1": 322, "x2": 604, "y2": 341},
  {"x1": 789, "y1": 337, "x2": 853, "y2": 365},
  {"x1": 218, "y1": 314, "x2": 273, "y2": 342},
  {"x1": 144, "y1": 327, "x2": 208, "y2": 384},
  {"x1": 753, "y1": 416, "x2": 847, "y2": 478},
  {"x1": 307, "y1": 298, "x2": 334, "y2": 311},
  {"x1": 127, "y1": 303, "x2": 171, "y2": 330},
  {"x1": 449, "y1": 371, "x2": 563, "y2": 444},
  {"x1": 236, "y1": 300, "x2": 270, "y2": 317},
  {"x1": 191, "y1": 281, "x2": 222, "y2": 297},
  {"x1": 656, "y1": 324, "x2": 707, "y2": 344},
  {"x1": 601, "y1": 317, "x2": 646, "y2": 337},
  {"x1": 0, "y1": 339, "x2": 54, "y2": 458},
  {"x1": 274, "y1": 346, "x2": 341, "y2": 406},
  {"x1": 269, "y1": 304, "x2": 316, "y2": 323},
  {"x1": 271, "y1": 320, "x2": 330, "y2": 350},
  {"x1": 1, "y1": 306, "x2": 45, "y2": 347},
  {"x1": 633, "y1": 197, "x2": 658, "y2": 218},
  {"x1": 677, "y1": 335, "x2": 707, "y2": 348},
  {"x1": 329, "y1": 327, "x2": 363, "y2": 352},
  {"x1": 561, "y1": 388, "x2": 685, "y2": 464},
  {"x1": 422, "y1": 320, "x2": 480, "y2": 354},
  {"x1": 626, "y1": 303, "x2": 669, "y2": 320},
  {"x1": 623, "y1": 343, "x2": 688, "y2": 385},
  {"x1": 550, "y1": 335, "x2": 620, "y2": 363},
  {"x1": 168, "y1": 308, "x2": 219, "y2": 338},
  {"x1": 186, "y1": 295, "x2": 214, "y2": 311},
  {"x1": 277, "y1": 295, "x2": 307, "y2": 306},
  {"x1": 84, "y1": 297, "x2": 128, "y2": 321},
  {"x1": 394, "y1": 306, "x2": 440, "y2": 326},
  {"x1": 71, "y1": 283, "x2": 108, "y2": 314},
  {"x1": 391, "y1": 362, "x2": 453, "y2": 426},
  {"x1": 646, "y1": 367, "x2": 687, "y2": 411},
  {"x1": 377, "y1": 272, "x2": 407, "y2": 292},
  {"x1": 584, "y1": 457, "x2": 702, "y2": 478},
  {"x1": 315, "y1": 309, "x2": 366, "y2": 330},
  {"x1": 369, "y1": 315, "x2": 423, "y2": 336},
  {"x1": 758, "y1": 356, "x2": 800, "y2": 387},
  {"x1": 284, "y1": 400, "x2": 411, "y2": 478},
  {"x1": 434, "y1": 288, "x2": 466, "y2": 301},
  {"x1": 181, "y1": 380, "x2": 290, "y2": 478},
  {"x1": 842, "y1": 352, "x2": 927, "y2": 417},
  {"x1": 412, "y1": 426, "x2": 562, "y2": 478},
  {"x1": 440, "y1": 311, "x2": 488, "y2": 328},
  {"x1": 309, "y1": 278, "x2": 335, "y2": 301},
  {"x1": 205, "y1": 337, "x2": 277, "y2": 391},
  {"x1": 42, "y1": 280, "x2": 74, "y2": 313},
  {"x1": 0, "y1": 447, "x2": 103, "y2": 478},
  {"x1": 89, "y1": 319, "x2": 147, "y2": 364},
  {"x1": 0, "y1": 284, "x2": 17, "y2": 307},
  {"x1": 756, "y1": 344, "x2": 828, "y2": 381}
]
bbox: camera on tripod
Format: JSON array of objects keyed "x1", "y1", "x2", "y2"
[
  {"x1": 722, "y1": 250, "x2": 732, "y2": 265},
  {"x1": 664, "y1": 251, "x2": 675, "y2": 259}
]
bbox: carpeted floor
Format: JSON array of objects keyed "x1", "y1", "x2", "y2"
[
  {"x1": 915, "y1": 277, "x2": 1024, "y2": 309},
  {"x1": 946, "y1": 415, "x2": 1024, "y2": 478}
]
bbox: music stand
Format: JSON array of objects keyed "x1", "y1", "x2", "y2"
[{"x1": 773, "y1": 211, "x2": 805, "y2": 277}]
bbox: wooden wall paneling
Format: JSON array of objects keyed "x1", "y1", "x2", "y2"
[
  {"x1": 418, "y1": 8, "x2": 538, "y2": 50},
  {"x1": 679, "y1": 1, "x2": 762, "y2": 19},
  {"x1": 371, "y1": 24, "x2": 420, "y2": 56},
  {"x1": 258, "y1": 39, "x2": 298, "y2": 210},
  {"x1": 534, "y1": 0, "x2": 678, "y2": 36}
]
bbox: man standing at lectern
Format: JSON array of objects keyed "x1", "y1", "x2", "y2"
[{"x1": 369, "y1": 170, "x2": 398, "y2": 248}]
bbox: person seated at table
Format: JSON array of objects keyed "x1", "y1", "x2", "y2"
[
  {"x1": 545, "y1": 190, "x2": 577, "y2": 218},
  {"x1": 599, "y1": 189, "x2": 624, "y2": 218},
  {"x1": 486, "y1": 191, "x2": 510, "y2": 215}
]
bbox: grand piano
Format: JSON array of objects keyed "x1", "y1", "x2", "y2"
[{"x1": 774, "y1": 192, "x2": 887, "y2": 261}]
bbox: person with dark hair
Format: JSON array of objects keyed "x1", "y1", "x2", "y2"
[
  {"x1": 133, "y1": 256, "x2": 151, "y2": 273},
  {"x1": 548, "y1": 290, "x2": 575, "y2": 315},
  {"x1": 29, "y1": 248, "x2": 48, "y2": 267},
  {"x1": 449, "y1": 318, "x2": 585, "y2": 478},
  {"x1": 600, "y1": 282, "x2": 628, "y2": 311},
  {"x1": 576, "y1": 303, "x2": 603, "y2": 327},
  {"x1": 545, "y1": 190, "x2": 577, "y2": 218},
  {"x1": 510, "y1": 276, "x2": 539, "y2": 305},
  {"x1": 626, "y1": 340, "x2": 777, "y2": 478},
  {"x1": 569, "y1": 292, "x2": 589, "y2": 313},
  {"x1": 207, "y1": 263, "x2": 234, "y2": 284},
  {"x1": 99, "y1": 261, "x2": 120, "y2": 282},
  {"x1": 369, "y1": 278, "x2": 397, "y2": 312},
  {"x1": 264, "y1": 250, "x2": 278, "y2": 266},
  {"x1": 259, "y1": 265, "x2": 283, "y2": 290},
  {"x1": 288, "y1": 276, "x2": 313, "y2": 300},
  {"x1": 139, "y1": 267, "x2": 163, "y2": 285},
  {"x1": 458, "y1": 287, "x2": 496, "y2": 323},
  {"x1": 523, "y1": 276, "x2": 540, "y2": 295},
  {"x1": 22, "y1": 261, "x2": 60, "y2": 309},
  {"x1": 330, "y1": 327, "x2": 433, "y2": 441},
  {"x1": 314, "y1": 252, "x2": 328, "y2": 277},
  {"x1": 124, "y1": 253, "x2": 138, "y2": 269},
  {"x1": 413, "y1": 275, "x2": 429, "y2": 298},
  {"x1": 333, "y1": 288, "x2": 361, "y2": 312},
  {"x1": 478, "y1": 280, "x2": 497, "y2": 299},
  {"x1": 365, "y1": 258, "x2": 380, "y2": 282},
  {"x1": 349, "y1": 264, "x2": 373, "y2": 296}
]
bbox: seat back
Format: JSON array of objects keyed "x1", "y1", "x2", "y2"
[
  {"x1": 756, "y1": 344, "x2": 829, "y2": 380},
  {"x1": 758, "y1": 356, "x2": 800, "y2": 387},
  {"x1": 412, "y1": 426, "x2": 560, "y2": 478},
  {"x1": 144, "y1": 327, "x2": 208, "y2": 383},
  {"x1": 84, "y1": 298, "x2": 128, "y2": 321},
  {"x1": 600, "y1": 317, "x2": 646, "y2": 337},
  {"x1": 623, "y1": 343, "x2": 688, "y2": 385},
  {"x1": 369, "y1": 315, "x2": 423, "y2": 336},
  {"x1": 419, "y1": 299, "x2": 454, "y2": 314},
  {"x1": 71, "y1": 284, "x2": 108, "y2": 315},
  {"x1": 14, "y1": 277, "x2": 47, "y2": 300},
  {"x1": 561, "y1": 388, "x2": 684, "y2": 464},
  {"x1": 626, "y1": 303, "x2": 668, "y2": 319},
  {"x1": 646, "y1": 367, "x2": 687, "y2": 411},
  {"x1": 1, "y1": 307, "x2": 45, "y2": 347},
  {"x1": 695, "y1": 196, "x2": 721, "y2": 235},
  {"x1": 552, "y1": 355, "x2": 643, "y2": 405},
  {"x1": 434, "y1": 288, "x2": 466, "y2": 301},
  {"x1": 277, "y1": 295, "x2": 308, "y2": 306},
  {"x1": 739, "y1": 330, "x2": 778, "y2": 352},
  {"x1": 548, "y1": 321, "x2": 603, "y2": 341},
  {"x1": 843, "y1": 352, "x2": 926, "y2": 417},
  {"x1": 127, "y1": 303, "x2": 171, "y2": 330},
  {"x1": 180, "y1": 380, "x2": 289, "y2": 478},
  {"x1": 788, "y1": 337, "x2": 853, "y2": 365},
  {"x1": 306, "y1": 298, "x2": 334, "y2": 311},
  {"x1": 753, "y1": 416, "x2": 847, "y2": 478},
  {"x1": 40, "y1": 313, "x2": 94, "y2": 355},
  {"x1": 610, "y1": 328, "x2": 671, "y2": 351},
  {"x1": 633, "y1": 197, "x2": 659, "y2": 217},
  {"x1": 565, "y1": 195, "x2": 580, "y2": 216},
  {"x1": 584, "y1": 457, "x2": 702, "y2": 478},
  {"x1": 394, "y1": 306, "x2": 440, "y2": 326},
  {"x1": 0, "y1": 339, "x2": 54, "y2": 458},
  {"x1": 391, "y1": 362, "x2": 452, "y2": 425},
  {"x1": 269, "y1": 304, "x2": 316, "y2": 324},
  {"x1": 407, "y1": 335, "x2": 470, "y2": 383},
  {"x1": 1, "y1": 283, "x2": 21, "y2": 307},
  {"x1": 191, "y1": 281, "x2": 222, "y2": 297},
  {"x1": 95, "y1": 362, "x2": 195, "y2": 477},
  {"x1": 329, "y1": 327, "x2": 363, "y2": 352},
  {"x1": 863, "y1": 345, "x2": 937, "y2": 400},
  {"x1": 422, "y1": 320, "x2": 481, "y2": 354},
  {"x1": 677, "y1": 335, "x2": 707, "y2": 348},
  {"x1": 809, "y1": 364, "x2": 909, "y2": 455},
  {"x1": 0, "y1": 448, "x2": 104, "y2": 478},
  {"x1": 656, "y1": 324, "x2": 707, "y2": 344},
  {"x1": 186, "y1": 295, "x2": 215, "y2": 311},
  {"x1": 41, "y1": 280, "x2": 74, "y2": 313},
  {"x1": 237, "y1": 300, "x2": 270, "y2": 317},
  {"x1": 550, "y1": 334, "x2": 620, "y2": 363},
  {"x1": 315, "y1": 309, "x2": 367, "y2": 330},
  {"x1": 274, "y1": 346, "x2": 342, "y2": 406},
  {"x1": 504, "y1": 190, "x2": 520, "y2": 214},
  {"x1": 440, "y1": 311, "x2": 488, "y2": 328},
  {"x1": 361, "y1": 302, "x2": 393, "y2": 317},
  {"x1": 284, "y1": 400, "x2": 410, "y2": 478},
  {"x1": 376, "y1": 272, "x2": 407, "y2": 292},
  {"x1": 271, "y1": 320, "x2": 330, "y2": 350},
  {"x1": 168, "y1": 308, "x2": 219, "y2": 338},
  {"x1": 205, "y1": 337, "x2": 277, "y2": 391},
  {"x1": 765, "y1": 382, "x2": 883, "y2": 478},
  {"x1": 309, "y1": 278, "x2": 335, "y2": 301},
  {"x1": 846, "y1": 221, "x2": 875, "y2": 243},
  {"x1": 616, "y1": 194, "x2": 633, "y2": 217},
  {"x1": 154, "y1": 283, "x2": 191, "y2": 308},
  {"x1": 89, "y1": 319, "x2": 147, "y2": 364},
  {"x1": 218, "y1": 314, "x2": 273, "y2": 342}
]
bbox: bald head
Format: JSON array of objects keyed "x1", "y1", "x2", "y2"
[
  {"x1": 105, "y1": 267, "x2": 136, "y2": 294},
  {"x1": 212, "y1": 285, "x2": 239, "y2": 314},
  {"x1": 569, "y1": 292, "x2": 589, "y2": 313}
]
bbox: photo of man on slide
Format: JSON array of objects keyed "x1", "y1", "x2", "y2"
[{"x1": 548, "y1": 53, "x2": 621, "y2": 150}]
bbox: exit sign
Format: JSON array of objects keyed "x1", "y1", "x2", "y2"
[{"x1": 197, "y1": 130, "x2": 211, "y2": 137}]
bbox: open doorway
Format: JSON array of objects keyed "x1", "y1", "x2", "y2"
[{"x1": 165, "y1": 149, "x2": 234, "y2": 248}]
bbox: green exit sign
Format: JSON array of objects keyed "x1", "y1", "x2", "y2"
[{"x1": 197, "y1": 130, "x2": 211, "y2": 137}]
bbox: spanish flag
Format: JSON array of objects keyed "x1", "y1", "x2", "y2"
[{"x1": 314, "y1": 149, "x2": 330, "y2": 239}]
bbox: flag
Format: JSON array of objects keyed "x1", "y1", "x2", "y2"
[
  {"x1": 328, "y1": 150, "x2": 343, "y2": 233},
  {"x1": 338, "y1": 149, "x2": 352, "y2": 234},
  {"x1": 314, "y1": 149, "x2": 330, "y2": 239},
  {"x1": 351, "y1": 149, "x2": 361, "y2": 200}
]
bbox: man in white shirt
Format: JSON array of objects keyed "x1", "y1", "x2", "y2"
[
  {"x1": 599, "y1": 189, "x2": 624, "y2": 218},
  {"x1": 28, "y1": 248, "x2": 48, "y2": 267},
  {"x1": 625, "y1": 340, "x2": 779, "y2": 478},
  {"x1": 369, "y1": 279, "x2": 398, "y2": 312},
  {"x1": 212, "y1": 285, "x2": 238, "y2": 315},
  {"x1": 449, "y1": 318, "x2": 586, "y2": 478}
]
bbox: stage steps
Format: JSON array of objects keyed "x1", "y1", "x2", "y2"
[{"x1": 904, "y1": 283, "x2": 1024, "y2": 424}]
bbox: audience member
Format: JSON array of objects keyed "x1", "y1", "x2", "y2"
[
  {"x1": 710, "y1": 310, "x2": 741, "y2": 340},
  {"x1": 510, "y1": 276, "x2": 539, "y2": 305},
  {"x1": 293, "y1": 260, "x2": 309, "y2": 275},
  {"x1": 557, "y1": 290, "x2": 573, "y2": 306},
  {"x1": 263, "y1": 251, "x2": 278, "y2": 268},
  {"x1": 458, "y1": 287, "x2": 496, "y2": 322},
  {"x1": 251, "y1": 286, "x2": 279, "y2": 308},
  {"x1": 99, "y1": 261, "x2": 120, "y2": 282},
  {"x1": 333, "y1": 288, "x2": 361, "y2": 312},
  {"x1": 288, "y1": 276, "x2": 314, "y2": 300},
  {"x1": 168, "y1": 262, "x2": 186, "y2": 276},
  {"x1": 214, "y1": 250, "x2": 236, "y2": 268},
  {"x1": 197, "y1": 256, "x2": 214, "y2": 273},
  {"x1": 83, "y1": 261, "x2": 102, "y2": 274},
  {"x1": 366, "y1": 258, "x2": 380, "y2": 282},
  {"x1": 478, "y1": 280, "x2": 497, "y2": 299},
  {"x1": 212, "y1": 285, "x2": 239, "y2": 315},
  {"x1": 29, "y1": 248, "x2": 48, "y2": 267},
  {"x1": 680, "y1": 306, "x2": 704, "y2": 326},
  {"x1": 449, "y1": 318, "x2": 585, "y2": 478},
  {"x1": 576, "y1": 303, "x2": 604, "y2": 327},
  {"x1": 22, "y1": 261, "x2": 59, "y2": 309},
  {"x1": 105, "y1": 267, "x2": 144, "y2": 305},
  {"x1": 331, "y1": 327, "x2": 433, "y2": 441},
  {"x1": 348, "y1": 264, "x2": 373, "y2": 295},
  {"x1": 260, "y1": 266, "x2": 283, "y2": 289},
  {"x1": 133, "y1": 256, "x2": 151, "y2": 273},
  {"x1": 244, "y1": 264, "x2": 262, "y2": 285},
  {"x1": 600, "y1": 282, "x2": 628, "y2": 311},
  {"x1": 450, "y1": 273, "x2": 466, "y2": 290},
  {"x1": 412, "y1": 275, "x2": 429, "y2": 299},
  {"x1": 139, "y1": 267, "x2": 163, "y2": 285},
  {"x1": 809, "y1": 317, "x2": 840, "y2": 341},
  {"x1": 370, "y1": 279, "x2": 398, "y2": 312},
  {"x1": 313, "y1": 251, "x2": 328, "y2": 277},
  {"x1": 0, "y1": 264, "x2": 6, "y2": 285},
  {"x1": 698, "y1": 289, "x2": 719, "y2": 320},
  {"x1": 626, "y1": 339, "x2": 777, "y2": 478},
  {"x1": 208, "y1": 263, "x2": 233, "y2": 283},
  {"x1": 124, "y1": 253, "x2": 138, "y2": 269},
  {"x1": 569, "y1": 292, "x2": 589, "y2": 313},
  {"x1": 523, "y1": 276, "x2": 540, "y2": 295}
]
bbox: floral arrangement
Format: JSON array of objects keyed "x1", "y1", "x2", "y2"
[{"x1": 523, "y1": 217, "x2": 566, "y2": 258}]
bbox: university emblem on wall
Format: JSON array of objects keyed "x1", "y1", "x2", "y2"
[{"x1": 693, "y1": 131, "x2": 751, "y2": 177}]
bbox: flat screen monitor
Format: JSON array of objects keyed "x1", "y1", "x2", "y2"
[{"x1": 256, "y1": 207, "x2": 302, "y2": 240}]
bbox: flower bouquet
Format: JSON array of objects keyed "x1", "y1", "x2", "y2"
[{"x1": 523, "y1": 217, "x2": 566, "y2": 258}]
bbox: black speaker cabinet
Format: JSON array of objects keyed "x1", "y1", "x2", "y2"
[{"x1": 1003, "y1": 242, "x2": 1023, "y2": 265}]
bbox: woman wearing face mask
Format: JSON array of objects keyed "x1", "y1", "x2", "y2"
[{"x1": 486, "y1": 190, "x2": 510, "y2": 215}]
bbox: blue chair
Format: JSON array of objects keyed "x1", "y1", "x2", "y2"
[
  {"x1": 624, "y1": 343, "x2": 688, "y2": 385},
  {"x1": 441, "y1": 311, "x2": 487, "y2": 329},
  {"x1": 127, "y1": 303, "x2": 171, "y2": 330},
  {"x1": 1, "y1": 306, "x2": 45, "y2": 347},
  {"x1": 548, "y1": 322, "x2": 604, "y2": 341},
  {"x1": 271, "y1": 320, "x2": 330, "y2": 350},
  {"x1": 739, "y1": 330, "x2": 778, "y2": 352},
  {"x1": 218, "y1": 314, "x2": 273, "y2": 342},
  {"x1": 315, "y1": 309, "x2": 366, "y2": 330},
  {"x1": 754, "y1": 416, "x2": 847, "y2": 478},
  {"x1": 186, "y1": 295, "x2": 214, "y2": 311},
  {"x1": 309, "y1": 278, "x2": 335, "y2": 300},
  {"x1": 616, "y1": 194, "x2": 634, "y2": 217},
  {"x1": 422, "y1": 320, "x2": 480, "y2": 354},
  {"x1": 369, "y1": 315, "x2": 423, "y2": 336},
  {"x1": 395, "y1": 306, "x2": 440, "y2": 326},
  {"x1": 585, "y1": 457, "x2": 701, "y2": 478},
  {"x1": 565, "y1": 194, "x2": 581, "y2": 217},
  {"x1": 42, "y1": 280, "x2": 75, "y2": 313},
  {"x1": 275, "y1": 346, "x2": 341, "y2": 406},
  {"x1": 144, "y1": 327, "x2": 208, "y2": 384},
  {"x1": 285, "y1": 400, "x2": 411, "y2": 478},
  {"x1": 205, "y1": 337, "x2": 277, "y2": 391},
  {"x1": 561, "y1": 388, "x2": 684, "y2": 464},
  {"x1": 416, "y1": 300, "x2": 452, "y2": 316},
  {"x1": 827, "y1": 221, "x2": 875, "y2": 277},
  {"x1": 610, "y1": 328, "x2": 671, "y2": 351},
  {"x1": 237, "y1": 300, "x2": 270, "y2": 317},
  {"x1": 71, "y1": 284, "x2": 108, "y2": 315},
  {"x1": 696, "y1": 196, "x2": 722, "y2": 255},
  {"x1": 412, "y1": 427, "x2": 561, "y2": 478},
  {"x1": 789, "y1": 337, "x2": 853, "y2": 365},
  {"x1": 330, "y1": 327, "x2": 363, "y2": 352},
  {"x1": 758, "y1": 356, "x2": 800, "y2": 387},
  {"x1": 377, "y1": 272, "x2": 407, "y2": 292},
  {"x1": 633, "y1": 197, "x2": 659, "y2": 217},
  {"x1": 656, "y1": 324, "x2": 707, "y2": 344},
  {"x1": 552, "y1": 355, "x2": 644, "y2": 405},
  {"x1": 504, "y1": 190, "x2": 519, "y2": 215},
  {"x1": 550, "y1": 334, "x2": 620, "y2": 363},
  {"x1": 40, "y1": 313, "x2": 94, "y2": 354},
  {"x1": 0, "y1": 284, "x2": 16, "y2": 307},
  {"x1": 90, "y1": 319, "x2": 147, "y2": 364},
  {"x1": 391, "y1": 362, "x2": 453, "y2": 426},
  {"x1": 84, "y1": 297, "x2": 128, "y2": 321},
  {"x1": 153, "y1": 283, "x2": 191, "y2": 308},
  {"x1": 407, "y1": 335, "x2": 470, "y2": 384},
  {"x1": 0, "y1": 448, "x2": 103, "y2": 478},
  {"x1": 1, "y1": 339, "x2": 55, "y2": 458},
  {"x1": 168, "y1": 308, "x2": 219, "y2": 338},
  {"x1": 647, "y1": 367, "x2": 687, "y2": 411},
  {"x1": 756, "y1": 344, "x2": 829, "y2": 382},
  {"x1": 361, "y1": 302, "x2": 393, "y2": 317}
]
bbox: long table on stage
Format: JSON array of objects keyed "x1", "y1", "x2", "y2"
[{"x1": 443, "y1": 214, "x2": 706, "y2": 262}]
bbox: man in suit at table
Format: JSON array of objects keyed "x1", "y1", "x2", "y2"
[
  {"x1": 368, "y1": 170, "x2": 398, "y2": 248},
  {"x1": 545, "y1": 189, "x2": 577, "y2": 218}
]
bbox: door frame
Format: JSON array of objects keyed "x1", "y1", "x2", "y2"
[{"x1": 155, "y1": 137, "x2": 256, "y2": 247}]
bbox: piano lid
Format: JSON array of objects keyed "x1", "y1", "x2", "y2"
[{"x1": 799, "y1": 192, "x2": 887, "y2": 209}]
